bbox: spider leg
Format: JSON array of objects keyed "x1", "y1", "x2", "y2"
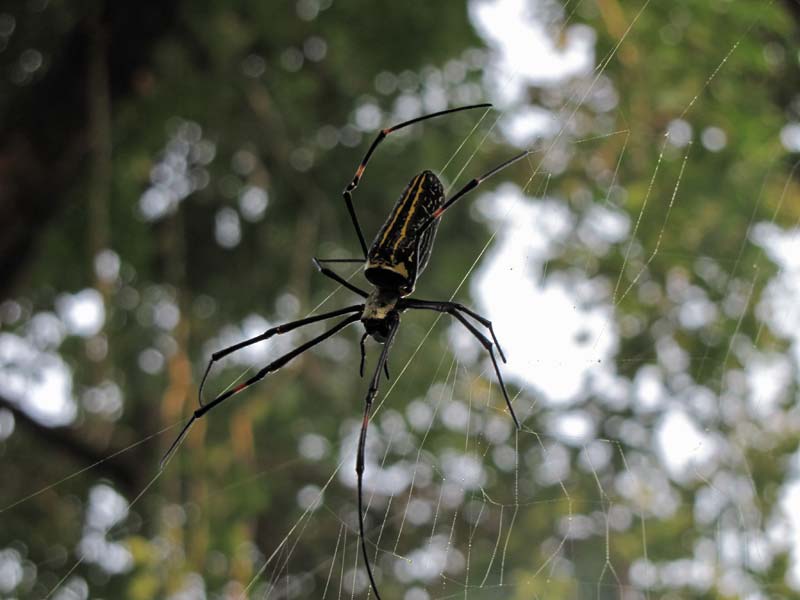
[
  {"x1": 404, "y1": 298, "x2": 507, "y2": 362},
  {"x1": 343, "y1": 103, "x2": 493, "y2": 258},
  {"x1": 198, "y1": 304, "x2": 365, "y2": 407},
  {"x1": 314, "y1": 258, "x2": 364, "y2": 264},
  {"x1": 415, "y1": 149, "x2": 531, "y2": 238},
  {"x1": 401, "y1": 299, "x2": 519, "y2": 428},
  {"x1": 359, "y1": 332, "x2": 368, "y2": 377},
  {"x1": 356, "y1": 317, "x2": 399, "y2": 600},
  {"x1": 161, "y1": 311, "x2": 362, "y2": 470},
  {"x1": 449, "y1": 303, "x2": 507, "y2": 363},
  {"x1": 359, "y1": 332, "x2": 391, "y2": 380},
  {"x1": 312, "y1": 257, "x2": 368, "y2": 297}
]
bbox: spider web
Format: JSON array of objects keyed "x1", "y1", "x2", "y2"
[{"x1": 1, "y1": 0, "x2": 799, "y2": 599}]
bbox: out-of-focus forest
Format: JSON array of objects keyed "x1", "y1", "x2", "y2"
[{"x1": 2, "y1": 0, "x2": 800, "y2": 598}]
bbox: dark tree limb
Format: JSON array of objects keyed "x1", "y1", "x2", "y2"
[
  {"x1": 783, "y1": 0, "x2": 800, "y2": 28},
  {"x1": 0, "y1": 394, "x2": 138, "y2": 492},
  {"x1": 0, "y1": 2, "x2": 180, "y2": 300}
]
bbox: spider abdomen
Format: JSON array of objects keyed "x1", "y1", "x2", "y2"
[{"x1": 365, "y1": 170, "x2": 444, "y2": 295}]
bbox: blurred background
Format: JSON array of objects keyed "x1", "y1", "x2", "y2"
[{"x1": 2, "y1": 0, "x2": 800, "y2": 598}]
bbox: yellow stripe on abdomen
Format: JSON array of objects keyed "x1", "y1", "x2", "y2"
[
  {"x1": 391, "y1": 174, "x2": 427, "y2": 258},
  {"x1": 377, "y1": 174, "x2": 421, "y2": 249}
]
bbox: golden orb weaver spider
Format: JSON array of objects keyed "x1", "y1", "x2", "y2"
[{"x1": 162, "y1": 103, "x2": 528, "y2": 599}]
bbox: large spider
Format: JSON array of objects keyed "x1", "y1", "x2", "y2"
[{"x1": 162, "y1": 104, "x2": 527, "y2": 599}]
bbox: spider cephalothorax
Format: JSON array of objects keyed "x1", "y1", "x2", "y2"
[
  {"x1": 361, "y1": 288, "x2": 400, "y2": 343},
  {"x1": 162, "y1": 103, "x2": 529, "y2": 600}
]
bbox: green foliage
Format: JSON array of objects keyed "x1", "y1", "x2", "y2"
[{"x1": 1, "y1": 0, "x2": 799, "y2": 598}]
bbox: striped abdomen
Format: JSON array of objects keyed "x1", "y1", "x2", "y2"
[{"x1": 365, "y1": 170, "x2": 444, "y2": 295}]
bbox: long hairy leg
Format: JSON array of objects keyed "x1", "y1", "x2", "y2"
[
  {"x1": 343, "y1": 103, "x2": 492, "y2": 257},
  {"x1": 312, "y1": 257, "x2": 368, "y2": 298},
  {"x1": 161, "y1": 312, "x2": 362, "y2": 469},
  {"x1": 356, "y1": 318, "x2": 399, "y2": 600},
  {"x1": 414, "y1": 149, "x2": 531, "y2": 238},
  {"x1": 198, "y1": 304, "x2": 365, "y2": 407},
  {"x1": 401, "y1": 298, "x2": 519, "y2": 428},
  {"x1": 405, "y1": 297, "x2": 508, "y2": 362}
]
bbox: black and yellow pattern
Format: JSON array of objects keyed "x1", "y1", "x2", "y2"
[{"x1": 365, "y1": 170, "x2": 444, "y2": 295}]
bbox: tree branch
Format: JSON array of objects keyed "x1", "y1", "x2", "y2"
[{"x1": 0, "y1": 394, "x2": 138, "y2": 492}]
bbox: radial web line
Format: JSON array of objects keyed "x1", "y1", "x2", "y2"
[
  {"x1": 735, "y1": 444, "x2": 769, "y2": 569},
  {"x1": 693, "y1": 467, "x2": 753, "y2": 570},
  {"x1": 238, "y1": 462, "x2": 347, "y2": 598},
  {"x1": 677, "y1": 1, "x2": 775, "y2": 123},
  {"x1": 439, "y1": 105, "x2": 494, "y2": 177},
  {"x1": 608, "y1": 439, "x2": 651, "y2": 600},
  {"x1": 392, "y1": 355, "x2": 458, "y2": 554},
  {"x1": 463, "y1": 496, "x2": 487, "y2": 598},
  {"x1": 616, "y1": 142, "x2": 692, "y2": 304},
  {"x1": 349, "y1": 520, "x2": 360, "y2": 600},
  {"x1": 514, "y1": 0, "x2": 653, "y2": 201},
  {"x1": 585, "y1": 127, "x2": 632, "y2": 351},
  {"x1": 442, "y1": 507, "x2": 460, "y2": 591},
  {"x1": 751, "y1": 159, "x2": 800, "y2": 349},
  {"x1": 338, "y1": 527, "x2": 347, "y2": 600},
  {"x1": 44, "y1": 467, "x2": 163, "y2": 599},
  {"x1": 612, "y1": 134, "x2": 666, "y2": 303},
  {"x1": 261, "y1": 481, "x2": 342, "y2": 599},
  {"x1": 585, "y1": 444, "x2": 623, "y2": 597},
  {"x1": 694, "y1": 158, "x2": 777, "y2": 379},
  {"x1": 464, "y1": 367, "x2": 479, "y2": 453},
  {"x1": 322, "y1": 523, "x2": 344, "y2": 599},
  {"x1": 0, "y1": 421, "x2": 179, "y2": 514},
  {"x1": 445, "y1": 120, "x2": 500, "y2": 196},
  {"x1": 262, "y1": 542, "x2": 291, "y2": 599},
  {"x1": 479, "y1": 503, "x2": 503, "y2": 587},
  {"x1": 436, "y1": 0, "x2": 589, "y2": 196},
  {"x1": 244, "y1": 459, "x2": 405, "y2": 598},
  {"x1": 499, "y1": 429, "x2": 519, "y2": 586},
  {"x1": 600, "y1": 127, "x2": 631, "y2": 206},
  {"x1": 519, "y1": 428, "x2": 573, "y2": 581},
  {"x1": 717, "y1": 271, "x2": 759, "y2": 396},
  {"x1": 612, "y1": 2, "x2": 774, "y2": 311},
  {"x1": 371, "y1": 496, "x2": 394, "y2": 579},
  {"x1": 433, "y1": 0, "x2": 621, "y2": 206},
  {"x1": 364, "y1": 427, "x2": 398, "y2": 518}
]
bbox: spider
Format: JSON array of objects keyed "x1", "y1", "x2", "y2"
[{"x1": 162, "y1": 103, "x2": 528, "y2": 599}]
